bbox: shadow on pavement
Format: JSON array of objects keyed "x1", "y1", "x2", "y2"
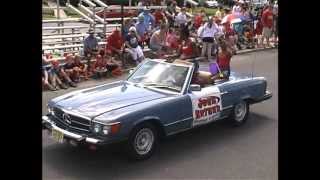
[{"x1": 42, "y1": 112, "x2": 274, "y2": 180}]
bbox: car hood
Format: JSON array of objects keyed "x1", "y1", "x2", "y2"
[{"x1": 52, "y1": 81, "x2": 169, "y2": 118}]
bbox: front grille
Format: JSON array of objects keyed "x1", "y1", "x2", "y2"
[{"x1": 52, "y1": 107, "x2": 91, "y2": 134}]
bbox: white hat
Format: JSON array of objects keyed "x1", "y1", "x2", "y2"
[{"x1": 129, "y1": 26, "x2": 137, "y2": 32}]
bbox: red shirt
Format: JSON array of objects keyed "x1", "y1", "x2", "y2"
[
  {"x1": 262, "y1": 9, "x2": 273, "y2": 28},
  {"x1": 166, "y1": 33, "x2": 179, "y2": 50},
  {"x1": 105, "y1": 31, "x2": 123, "y2": 54},
  {"x1": 218, "y1": 51, "x2": 232, "y2": 70},
  {"x1": 255, "y1": 20, "x2": 263, "y2": 35},
  {"x1": 181, "y1": 40, "x2": 194, "y2": 57},
  {"x1": 154, "y1": 11, "x2": 165, "y2": 24},
  {"x1": 194, "y1": 15, "x2": 203, "y2": 29},
  {"x1": 94, "y1": 57, "x2": 107, "y2": 69}
]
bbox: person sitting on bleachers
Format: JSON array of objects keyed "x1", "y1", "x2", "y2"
[
  {"x1": 149, "y1": 23, "x2": 168, "y2": 57},
  {"x1": 83, "y1": 28, "x2": 99, "y2": 58},
  {"x1": 73, "y1": 55, "x2": 89, "y2": 81},
  {"x1": 124, "y1": 26, "x2": 145, "y2": 65},
  {"x1": 100, "y1": 50, "x2": 122, "y2": 77},
  {"x1": 105, "y1": 28, "x2": 123, "y2": 59},
  {"x1": 48, "y1": 60, "x2": 76, "y2": 89},
  {"x1": 42, "y1": 58, "x2": 56, "y2": 91},
  {"x1": 63, "y1": 54, "x2": 81, "y2": 83},
  {"x1": 93, "y1": 54, "x2": 108, "y2": 78},
  {"x1": 166, "y1": 27, "x2": 180, "y2": 54}
]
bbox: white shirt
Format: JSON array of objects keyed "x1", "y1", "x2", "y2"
[
  {"x1": 232, "y1": 5, "x2": 242, "y2": 14},
  {"x1": 175, "y1": 12, "x2": 188, "y2": 25},
  {"x1": 199, "y1": 22, "x2": 219, "y2": 38}
]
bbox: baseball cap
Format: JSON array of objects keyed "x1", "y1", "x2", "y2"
[{"x1": 129, "y1": 26, "x2": 137, "y2": 32}]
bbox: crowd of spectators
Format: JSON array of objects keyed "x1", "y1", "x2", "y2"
[{"x1": 42, "y1": 0, "x2": 278, "y2": 91}]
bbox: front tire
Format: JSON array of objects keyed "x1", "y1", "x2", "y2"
[
  {"x1": 127, "y1": 123, "x2": 158, "y2": 160},
  {"x1": 229, "y1": 101, "x2": 249, "y2": 126}
]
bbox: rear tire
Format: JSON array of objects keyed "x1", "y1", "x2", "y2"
[
  {"x1": 229, "y1": 100, "x2": 249, "y2": 126},
  {"x1": 126, "y1": 123, "x2": 158, "y2": 160}
]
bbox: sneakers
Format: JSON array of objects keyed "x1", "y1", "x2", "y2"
[
  {"x1": 59, "y1": 83, "x2": 68, "y2": 89},
  {"x1": 69, "y1": 81, "x2": 77, "y2": 87},
  {"x1": 46, "y1": 84, "x2": 57, "y2": 91}
]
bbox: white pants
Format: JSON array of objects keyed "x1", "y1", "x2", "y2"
[
  {"x1": 201, "y1": 42, "x2": 213, "y2": 60},
  {"x1": 125, "y1": 46, "x2": 144, "y2": 61}
]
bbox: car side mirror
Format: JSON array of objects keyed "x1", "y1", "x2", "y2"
[{"x1": 190, "y1": 84, "x2": 201, "y2": 91}]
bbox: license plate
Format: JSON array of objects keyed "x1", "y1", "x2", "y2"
[{"x1": 51, "y1": 129, "x2": 64, "y2": 143}]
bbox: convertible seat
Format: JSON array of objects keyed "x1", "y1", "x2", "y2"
[
  {"x1": 172, "y1": 59, "x2": 193, "y2": 66},
  {"x1": 197, "y1": 71, "x2": 213, "y2": 86}
]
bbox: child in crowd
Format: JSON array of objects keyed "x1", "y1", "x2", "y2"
[
  {"x1": 166, "y1": 28, "x2": 180, "y2": 54},
  {"x1": 255, "y1": 16, "x2": 263, "y2": 48},
  {"x1": 49, "y1": 60, "x2": 76, "y2": 89},
  {"x1": 180, "y1": 37, "x2": 198, "y2": 60},
  {"x1": 42, "y1": 58, "x2": 55, "y2": 91},
  {"x1": 243, "y1": 23, "x2": 255, "y2": 49},
  {"x1": 223, "y1": 22, "x2": 237, "y2": 54},
  {"x1": 93, "y1": 54, "x2": 108, "y2": 78},
  {"x1": 73, "y1": 55, "x2": 89, "y2": 80},
  {"x1": 63, "y1": 54, "x2": 81, "y2": 83},
  {"x1": 100, "y1": 50, "x2": 122, "y2": 77}
]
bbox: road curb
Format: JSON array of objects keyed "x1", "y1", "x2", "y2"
[
  {"x1": 236, "y1": 47, "x2": 277, "y2": 55},
  {"x1": 121, "y1": 47, "x2": 277, "y2": 72}
]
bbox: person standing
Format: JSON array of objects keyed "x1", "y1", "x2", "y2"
[
  {"x1": 215, "y1": 6, "x2": 222, "y2": 20},
  {"x1": 272, "y1": 2, "x2": 278, "y2": 46},
  {"x1": 83, "y1": 28, "x2": 99, "y2": 69},
  {"x1": 165, "y1": 0, "x2": 177, "y2": 28},
  {"x1": 175, "y1": 7, "x2": 188, "y2": 27},
  {"x1": 199, "y1": 17, "x2": 219, "y2": 61},
  {"x1": 138, "y1": 7, "x2": 155, "y2": 31},
  {"x1": 261, "y1": 5, "x2": 274, "y2": 47}
]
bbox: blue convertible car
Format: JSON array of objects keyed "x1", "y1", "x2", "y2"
[{"x1": 43, "y1": 59, "x2": 272, "y2": 160}]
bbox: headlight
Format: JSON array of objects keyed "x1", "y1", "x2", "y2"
[
  {"x1": 93, "y1": 123, "x2": 102, "y2": 133},
  {"x1": 47, "y1": 105, "x2": 54, "y2": 116},
  {"x1": 93, "y1": 122, "x2": 121, "y2": 135}
]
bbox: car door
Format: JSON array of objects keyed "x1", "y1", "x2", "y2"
[{"x1": 187, "y1": 85, "x2": 223, "y2": 127}]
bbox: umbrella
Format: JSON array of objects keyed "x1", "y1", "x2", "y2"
[{"x1": 221, "y1": 14, "x2": 241, "y2": 24}]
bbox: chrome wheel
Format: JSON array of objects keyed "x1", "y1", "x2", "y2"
[
  {"x1": 234, "y1": 102, "x2": 247, "y2": 122},
  {"x1": 134, "y1": 128, "x2": 154, "y2": 155}
]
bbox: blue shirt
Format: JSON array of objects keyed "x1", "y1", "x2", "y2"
[
  {"x1": 139, "y1": 12, "x2": 155, "y2": 30},
  {"x1": 135, "y1": 22, "x2": 148, "y2": 37},
  {"x1": 83, "y1": 35, "x2": 98, "y2": 51}
]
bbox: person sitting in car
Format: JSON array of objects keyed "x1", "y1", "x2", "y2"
[{"x1": 211, "y1": 40, "x2": 233, "y2": 81}]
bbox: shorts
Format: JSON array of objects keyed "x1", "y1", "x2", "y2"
[
  {"x1": 125, "y1": 46, "x2": 144, "y2": 61},
  {"x1": 150, "y1": 44, "x2": 162, "y2": 51},
  {"x1": 262, "y1": 27, "x2": 272, "y2": 38}
]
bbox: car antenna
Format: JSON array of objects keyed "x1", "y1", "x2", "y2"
[{"x1": 251, "y1": 48, "x2": 255, "y2": 79}]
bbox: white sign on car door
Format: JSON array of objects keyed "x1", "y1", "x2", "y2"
[{"x1": 189, "y1": 86, "x2": 222, "y2": 127}]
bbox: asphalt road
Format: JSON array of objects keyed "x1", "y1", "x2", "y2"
[{"x1": 42, "y1": 49, "x2": 278, "y2": 180}]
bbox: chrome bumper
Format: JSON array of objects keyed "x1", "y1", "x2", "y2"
[
  {"x1": 42, "y1": 115, "x2": 101, "y2": 144},
  {"x1": 251, "y1": 90, "x2": 273, "y2": 104}
]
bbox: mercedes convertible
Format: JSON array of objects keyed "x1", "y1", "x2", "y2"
[{"x1": 42, "y1": 59, "x2": 272, "y2": 160}]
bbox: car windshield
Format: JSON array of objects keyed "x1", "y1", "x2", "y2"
[{"x1": 127, "y1": 60, "x2": 190, "y2": 93}]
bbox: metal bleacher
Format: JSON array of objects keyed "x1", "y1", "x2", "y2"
[{"x1": 43, "y1": 0, "x2": 169, "y2": 62}]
